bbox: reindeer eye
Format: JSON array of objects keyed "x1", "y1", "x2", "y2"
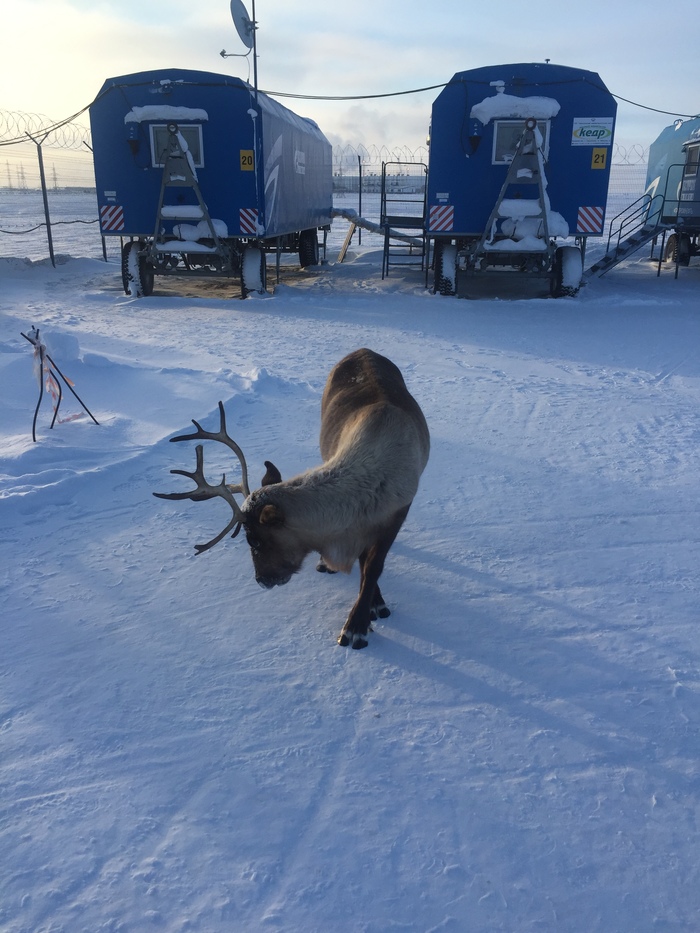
[{"x1": 246, "y1": 533, "x2": 262, "y2": 553}]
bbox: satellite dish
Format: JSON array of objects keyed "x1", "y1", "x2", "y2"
[{"x1": 230, "y1": 0, "x2": 255, "y2": 50}]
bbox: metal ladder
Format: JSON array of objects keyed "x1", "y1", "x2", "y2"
[
  {"x1": 151, "y1": 125, "x2": 226, "y2": 258},
  {"x1": 474, "y1": 120, "x2": 551, "y2": 261}
]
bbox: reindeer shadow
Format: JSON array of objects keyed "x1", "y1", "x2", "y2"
[{"x1": 359, "y1": 537, "x2": 700, "y2": 802}]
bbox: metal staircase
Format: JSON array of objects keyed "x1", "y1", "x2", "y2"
[
  {"x1": 380, "y1": 161, "x2": 427, "y2": 278},
  {"x1": 585, "y1": 193, "x2": 665, "y2": 277}
]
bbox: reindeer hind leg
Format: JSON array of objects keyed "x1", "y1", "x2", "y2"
[
  {"x1": 337, "y1": 505, "x2": 410, "y2": 649},
  {"x1": 370, "y1": 584, "x2": 390, "y2": 621}
]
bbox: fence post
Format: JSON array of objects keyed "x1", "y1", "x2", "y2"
[
  {"x1": 357, "y1": 155, "x2": 363, "y2": 245},
  {"x1": 26, "y1": 131, "x2": 55, "y2": 268}
]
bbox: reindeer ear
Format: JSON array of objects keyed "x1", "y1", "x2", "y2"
[
  {"x1": 261, "y1": 460, "x2": 282, "y2": 486},
  {"x1": 259, "y1": 503, "x2": 285, "y2": 527}
]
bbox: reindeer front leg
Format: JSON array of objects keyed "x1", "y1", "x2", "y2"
[{"x1": 337, "y1": 506, "x2": 409, "y2": 649}]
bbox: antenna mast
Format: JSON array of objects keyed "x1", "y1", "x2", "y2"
[
  {"x1": 251, "y1": 0, "x2": 258, "y2": 97},
  {"x1": 221, "y1": 0, "x2": 258, "y2": 97}
]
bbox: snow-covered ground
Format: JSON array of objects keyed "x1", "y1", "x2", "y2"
[{"x1": 2, "y1": 207, "x2": 700, "y2": 932}]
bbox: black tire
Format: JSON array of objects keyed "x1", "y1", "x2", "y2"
[
  {"x1": 663, "y1": 233, "x2": 678, "y2": 262},
  {"x1": 121, "y1": 240, "x2": 154, "y2": 297},
  {"x1": 298, "y1": 229, "x2": 320, "y2": 267},
  {"x1": 551, "y1": 245, "x2": 582, "y2": 297},
  {"x1": 677, "y1": 233, "x2": 692, "y2": 267},
  {"x1": 432, "y1": 239, "x2": 443, "y2": 293},
  {"x1": 241, "y1": 246, "x2": 266, "y2": 296},
  {"x1": 434, "y1": 240, "x2": 457, "y2": 295},
  {"x1": 550, "y1": 247, "x2": 562, "y2": 296}
]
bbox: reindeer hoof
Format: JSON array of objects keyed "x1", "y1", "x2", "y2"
[
  {"x1": 337, "y1": 630, "x2": 369, "y2": 649},
  {"x1": 316, "y1": 560, "x2": 337, "y2": 574},
  {"x1": 369, "y1": 601, "x2": 390, "y2": 622}
]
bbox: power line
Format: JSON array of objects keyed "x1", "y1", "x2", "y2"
[
  {"x1": 261, "y1": 82, "x2": 699, "y2": 120},
  {"x1": 610, "y1": 94, "x2": 698, "y2": 119},
  {"x1": 1, "y1": 80, "x2": 697, "y2": 152},
  {"x1": 259, "y1": 82, "x2": 449, "y2": 102}
]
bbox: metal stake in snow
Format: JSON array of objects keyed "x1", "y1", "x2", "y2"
[{"x1": 21, "y1": 327, "x2": 99, "y2": 442}]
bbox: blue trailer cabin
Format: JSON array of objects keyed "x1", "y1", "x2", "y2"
[
  {"x1": 644, "y1": 117, "x2": 700, "y2": 227},
  {"x1": 426, "y1": 62, "x2": 617, "y2": 296},
  {"x1": 89, "y1": 68, "x2": 333, "y2": 296},
  {"x1": 678, "y1": 132, "x2": 700, "y2": 226},
  {"x1": 671, "y1": 128, "x2": 700, "y2": 266},
  {"x1": 641, "y1": 118, "x2": 700, "y2": 268}
]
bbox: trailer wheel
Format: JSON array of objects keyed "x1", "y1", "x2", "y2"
[
  {"x1": 551, "y1": 245, "x2": 582, "y2": 297},
  {"x1": 664, "y1": 233, "x2": 691, "y2": 266},
  {"x1": 677, "y1": 233, "x2": 692, "y2": 266},
  {"x1": 663, "y1": 233, "x2": 678, "y2": 262},
  {"x1": 298, "y1": 229, "x2": 320, "y2": 267},
  {"x1": 435, "y1": 242, "x2": 457, "y2": 295},
  {"x1": 241, "y1": 246, "x2": 266, "y2": 296},
  {"x1": 121, "y1": 240, "x2": 154, "y2": 297}
]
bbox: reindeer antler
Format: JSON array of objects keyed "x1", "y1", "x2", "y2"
[{"x1": 154, "y1": 401, "x2": 251, "y2": 554}]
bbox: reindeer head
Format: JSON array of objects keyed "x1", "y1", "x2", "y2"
[
  {"x1": 154, "y1": 404, "x2": 306, "y2": 589},
  {"x1": 241, "y1": 482, "x2": 308, "y2": 589}
]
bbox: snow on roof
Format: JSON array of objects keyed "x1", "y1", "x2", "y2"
[
  {"x1": 470, "y1": 92, "x2": 560, "y2": 124},
  {"x1": 124, "y1": 105, "x2": 209, "y2": 124}
]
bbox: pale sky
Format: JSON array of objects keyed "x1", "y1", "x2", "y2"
[{"x1": 2, "y1": 0, "x2": 697, "y2": 151}]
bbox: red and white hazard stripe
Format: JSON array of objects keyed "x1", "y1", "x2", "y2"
[
  {"x1": 577, "y1": 206, "x2": 604, "y2": 234},
  {"x1": 239, "y1": 208, "x2": 259, "y2": 236},
  {"x1": 429, "y1": 204, "x2": 454, "y2": 233},
  {"x1": 100, "y1": 204, "x2": 124, "y2": 232}
]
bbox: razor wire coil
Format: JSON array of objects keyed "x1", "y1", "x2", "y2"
[{"x1": 0, "y1": 109, "x2": 91, "y2": 149}]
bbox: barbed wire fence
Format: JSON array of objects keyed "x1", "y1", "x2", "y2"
[
  {"x1": 0, "y1": 106, "x2": 651, "y2": 262},
  {"x1": 1, "y1": 106, "x2": 651, "y2": 188}
]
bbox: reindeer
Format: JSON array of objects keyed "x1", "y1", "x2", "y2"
[{"x1": 155, "y1": 348, "x2": 430, "y2": 648}]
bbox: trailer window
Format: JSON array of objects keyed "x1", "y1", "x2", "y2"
[
  {"x1": 492, "y1": 120, "x2": 549, "y2": 165},
  {"x1": 683, "y1": 144, "x2": 700, "y2": 178},
  {"x1": 149, "y1": 124, "x2": 204, "y2": 168}
]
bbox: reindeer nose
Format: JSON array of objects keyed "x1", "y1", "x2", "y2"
[{"x1": 256, "y1": 574, "x2": 292, "y2": 589}]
